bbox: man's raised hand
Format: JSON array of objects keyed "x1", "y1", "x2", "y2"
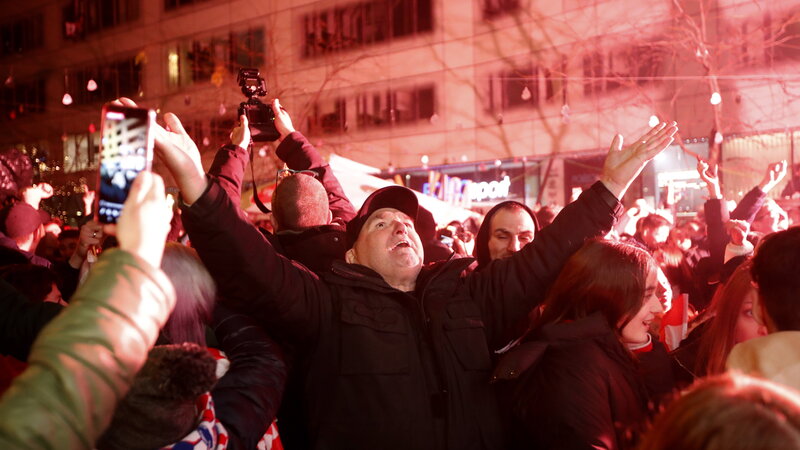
[
  {"x1": 600, "y1": 122, "x2": 678, "y2": 200},
  {"x1": 115, "y1": 97, "x2": 207, "y2": 205}
]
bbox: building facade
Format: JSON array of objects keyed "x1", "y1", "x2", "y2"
[{"x1": 1, "y1": 0, "x2": 799, "y2": 217}]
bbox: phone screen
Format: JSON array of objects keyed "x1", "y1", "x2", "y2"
[{"x1": 96, "y1": 105, "x2": 154, "y2": 224}]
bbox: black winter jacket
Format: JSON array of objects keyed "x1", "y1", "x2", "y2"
[
  {"x1": 182, "y1": 175, "x2": 620, "y2": 450},
  {"x1": 495, "y1": 314, "x2": 658, "y2": 450}
]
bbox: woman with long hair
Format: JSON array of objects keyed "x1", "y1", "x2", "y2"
[
  {"x1": 493, "y1": 239, "x2": 670, "y2": 449},
  {"x1": 673, "y1": 261, "x2": 766, "y2": 379}
]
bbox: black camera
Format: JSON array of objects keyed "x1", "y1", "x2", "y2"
[{"x1": 237, "y1": 68, "x2": 280, "y2": 142}]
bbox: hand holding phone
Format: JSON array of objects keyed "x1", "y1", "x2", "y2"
[{"x1": 95, "y1": 104, "x2": 155, "y2": 224}]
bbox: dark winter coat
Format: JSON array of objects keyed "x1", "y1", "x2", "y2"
[
  {"x1": 494, "y1": 314, "x2": 657, "y2": 450},
  {"x1": 0, "y1": 279, "x2": 62, "y2": 361},
  {"x1": 181, "y1": 173, "x2": 621, "y2": 449}
]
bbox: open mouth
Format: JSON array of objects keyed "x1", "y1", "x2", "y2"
[{"x1": 391, "y1": 240, "x2": 412, "y2": 250}]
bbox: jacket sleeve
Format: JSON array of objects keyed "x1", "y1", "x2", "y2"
[
  {"x1": 0, "y1": 249, "x2": 175, "y2": 449},
  {"x1": 730, "y1": 186, "x2": 766, "y2": 222},
  {"x1": 211, "y1": 304, "x2": 287, "y2": 450},
  {"x1": 181, "y1": 179, "x2": 331, "y2": 346},
  {"x1": 468, "y1": 182, "x2": 621, "y2": 350},
  {"x1": 207, "y1": 144, "x2": 251, "y2": 203},
  {"x1": 0, "y1": 280, "x2": 63, "y2": 362},
  {"x1": 703, "y1": 198, "x2": 730, "y2": 272},
  {"x1": 276, "y1": 131, "x2": 356, "y2": 222}
]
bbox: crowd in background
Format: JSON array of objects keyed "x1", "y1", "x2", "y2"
[{"x1": 0, "y1": 98, "x2": 799, "y2": 450}]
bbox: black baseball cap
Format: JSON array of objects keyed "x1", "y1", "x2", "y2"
[{"x1": 346, "y1": 186, "x2": 419, "y2": 248}]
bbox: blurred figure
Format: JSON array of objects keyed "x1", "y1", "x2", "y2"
[
  {"x1": 751, "y1": 198, "x2": 788, "y2": 237},
  {"x1": 0, "y1": 264, "x2": 66, "y2": 306},
  {"x1": 639, "y1": 373, "x2": 800, "y2": 450},
  {"x1": 633, "y1": 213, "x2": 671, "y2": 252},
  {"x1": 534, "y1": 205, "x2": 559, "y2": 228},
  {"x1": 0, "y1": 202, "x2": 51, "y2": 268},
  {"x1": 416, "y1": 206, "x2": 454, "y2": 264}
]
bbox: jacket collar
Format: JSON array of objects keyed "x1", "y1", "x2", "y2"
[{"x1": 326, "y1": 256, "x2": 475, "y2": 294}]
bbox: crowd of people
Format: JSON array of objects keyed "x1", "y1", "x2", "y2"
[{"x1": 0, "y1": 97, "x2": 799, "y2": 449}]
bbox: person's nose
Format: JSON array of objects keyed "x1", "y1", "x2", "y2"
[
  {"x1": 651, "y1": 296, "x2": 665, "y2": 314},
  {"x1": 508, "y1": 236, "x2": 522, "y2": 253},
  {"x1": 393, "y1": 220, "x2": 409, "y2": 235}
]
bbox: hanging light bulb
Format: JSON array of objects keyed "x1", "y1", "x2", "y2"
[
  {"x1": 218, "y1": 103, "x2": 227, "y2": 116},
  {"x1": 62, "y1": 69, "x2": 73, "y2": 105},
  {"x1": 710, "y1": 92, "x2": 722, "y2": 105},
  {"x1": 714, "y1": 131, "x2": 724, "y2": 145},
  {"x1": 648, "y1": 115, "x2": 660, "y2": 127},
  {"x1": 461, "y1": 154, "x2": 468, "y2": 162},
  {"x1": 521, "y1": 85, "x2": 532, "y2": 101},
  {"x1": 86, "y1": 79, "x2": 97, "y2": 91},
  {"x1": 420, "y1": 154, "x2": 429, "y2": 165},
  {"x1": 494, "y1": 159, "x2": 502, "y2": 167}
]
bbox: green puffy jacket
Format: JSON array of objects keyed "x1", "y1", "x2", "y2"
[{"x1": 0, "y1": 249, "x2": 176, "y2": 449}]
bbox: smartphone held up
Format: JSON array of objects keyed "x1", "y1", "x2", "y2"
[{"x1": 95, "y1": 104, "x2": 154, "y2": 224}]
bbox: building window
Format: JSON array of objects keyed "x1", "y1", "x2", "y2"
[
  {"x1": 67, "y1": 57, "x2": 142, "y2": 105},
  {"x1": 356, "y1": 84, "x2": 436, "y2": 129},
  {"x1": 487, "y1": 61, "x2": 564, "y2": 112},
  {"x1": 63, "y1": 0, "x2": 140, "y2": 40},
  {"x1": 0, "y1": 14, "x2": 44, "y2": 58},
  {"x1": 164, "y1": 0, "x2": 212, "y2": 11},
  {"x1": 63, "y1": 132, "x2": 100, "y2": 173},
  {"x1": 308, "y1": 97, "x2": 348, "y2": 134},
  {"x1": 169, "y1": 27, "x2": 265, "y2": 88},
  {"x1": 183, "y1": 117, "x2": 236, "y2": 149},
  {"x1": 581, "y1": 43, "x2": 664, "y2": 96},
  {"x1": 302, "y1": 0, "x2": 432, "y2": 58},
  {"x1": 1, "y1": 78, "x2": 45, "y2": 121},
  {"x1": 482, "y1": 0, "x2": 520, "y2": 20}
]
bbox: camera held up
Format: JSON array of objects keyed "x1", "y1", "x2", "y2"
[{"x1": 237, "y1": 68, "x2": 280, "y2": 142}]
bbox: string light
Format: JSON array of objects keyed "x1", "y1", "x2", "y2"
[
  {"x1": 62, "y1": 70, "x2": 72, "y2": 106},
  {"x1": 86, "y1": 79, "x2": 97, "y2": 91},
  {"x1": 710, "y1": 92, "x2": 722, "y2": 105}
]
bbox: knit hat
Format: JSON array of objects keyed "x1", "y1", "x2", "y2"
[
  {"x1": 96, "y1": 343, "x2": 218, "y2": 450},
  {"x1": 1, "y1": 203, "x2": 49, "y2": 239}
]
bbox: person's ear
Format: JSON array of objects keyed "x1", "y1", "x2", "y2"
[{"x1": 345, "y1": 248, "x2": 357, "y2": 264}]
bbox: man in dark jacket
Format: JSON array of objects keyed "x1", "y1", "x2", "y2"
[
  {"x1": 473, "y1": 201, "x2": 539, "y2": 271},
  {"x1": 151, "y1": 99, "x2": 677, "y2": 450},
  {"x1": 211, "y1": 99, "x2": 354, "y2": 274}
]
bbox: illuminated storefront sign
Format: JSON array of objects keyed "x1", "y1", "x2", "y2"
[{"x1": 422, "y1": 173, "x2": 511, "y2": 207}]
